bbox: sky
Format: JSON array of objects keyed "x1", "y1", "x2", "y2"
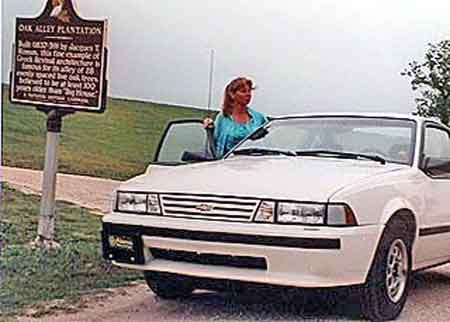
[{"x1": 1, "y1": 0, "x2": 449, "y2": 116}]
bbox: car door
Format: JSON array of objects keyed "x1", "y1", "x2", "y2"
[
  {"x1": 419, "y1": 123, "x2": 450, "y2": 261},
  {"x1": 154, "y1": 119, "x2": 216, "y2": 164}
]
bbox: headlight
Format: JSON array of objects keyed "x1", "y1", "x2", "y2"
[
  {"x1": 278, "y1": 202, "x2": 326, "y2": 224},
  {"x1": 116, "y1": 192, "x2": 161, "y2": 215},
  {"x1": 253, "y1": 200, "x2": 357, "y2": 226},
  {"x1": 117, "y1": 192, "x2": 147, "y2": 213}
]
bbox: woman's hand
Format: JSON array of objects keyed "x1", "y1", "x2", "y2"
[{"x1": 203, "y1": 117, "x2": 214, "y2": 129}]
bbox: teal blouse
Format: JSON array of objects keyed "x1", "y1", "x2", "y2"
[{"x1": 214, "y1": 108, "x2": 267, "y2": 157}]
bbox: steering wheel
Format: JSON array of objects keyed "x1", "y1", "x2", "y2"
[{"x1": 361, "y1": 148, "x2": 388, "y2": 159}]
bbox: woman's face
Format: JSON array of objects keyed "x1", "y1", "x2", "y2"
[{"x1": 232, "y1": 83, "x2": 252, "y2": 107}]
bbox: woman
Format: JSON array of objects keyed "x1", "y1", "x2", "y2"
[{"x1": 204, "y1": 77, "x2": 267, "y2": 157}]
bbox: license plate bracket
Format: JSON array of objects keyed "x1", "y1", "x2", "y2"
[{"x1": 101, "y1": 229, "x2": 145, "y2": 264}]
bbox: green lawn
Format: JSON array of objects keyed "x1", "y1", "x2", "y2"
[
  {"x1": 2, "y1": 84, "x2": 207, "y2": 180},
  {"x1": 0, "y1": 184, "x2": 143, "y2": 318}
]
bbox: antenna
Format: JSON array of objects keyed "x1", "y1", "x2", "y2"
[
  {"x1": 204, "y1": 49, "x2": 217, "y2": 158},
  {"x1": 207, "y1": 49, "x2": 215, "y2": 113}
]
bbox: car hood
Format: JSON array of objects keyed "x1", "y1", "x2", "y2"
[{"x1": 120, "y1": 156, "x2": 407, "y2": 202}]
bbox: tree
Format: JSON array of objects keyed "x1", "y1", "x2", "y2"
[{"x1": 401, "y1": 40, "x2": 450, "y2": 125}]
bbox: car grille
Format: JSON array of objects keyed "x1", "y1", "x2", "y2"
[
  {"x1": 150, "y1": 247, "x2": 267, "y2": 270},
  {"x1": 160, "y1": 194, "x2": 259, "y2": 222}
]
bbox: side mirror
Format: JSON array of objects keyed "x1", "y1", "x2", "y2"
[
  {"x1": 422, "y1": 156, "x2": 450, "y2": 177},
  {"x1": 181, "y1": 151, "x2": 215, "y2": 162}
]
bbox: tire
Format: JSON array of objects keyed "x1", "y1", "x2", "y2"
[
  {"x1": 144, "y1": 271, "x2": 195, "y2": 299},
  {"x1": 360, "y1": 220, "x2": 412, "y2": 321}
]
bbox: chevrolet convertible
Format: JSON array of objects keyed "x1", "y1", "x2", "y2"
[{"x1": 101, "y1": 113, "x2": 450, "y2": 321}]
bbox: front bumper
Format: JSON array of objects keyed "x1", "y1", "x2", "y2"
[{"x1": 101, "y1": 215, "x2": 384, "y2": 288}]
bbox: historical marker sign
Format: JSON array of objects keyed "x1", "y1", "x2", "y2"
[
  {"x1": 8, "y1": 0, "x2": 110, "y2": 247},
  {"x1": 11, "y1": 0, "x2": 108, "y2": 112}
]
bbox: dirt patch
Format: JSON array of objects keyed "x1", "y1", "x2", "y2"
[{"x1": 17, "y1": 282, "x2": 149, "y2": 322}]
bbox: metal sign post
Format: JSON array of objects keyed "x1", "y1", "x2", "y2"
[
  {"x1": 9, "y1": 0, "x2": 108, "y2": 248},
  {"x1": 35, "y1": 108, "x2": 74, "y2": 247}
]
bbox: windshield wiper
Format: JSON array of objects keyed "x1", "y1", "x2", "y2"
[
  {"x1": 295, "y1": 150, "x2": 386, "y2": 164},
  {"x1": 233, "y1": 147, "x2": 297, "y2": 157}
]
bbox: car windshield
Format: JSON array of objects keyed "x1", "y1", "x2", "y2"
[{"x1": 228, "y1": 116, "x2": 416, "y2": 165}]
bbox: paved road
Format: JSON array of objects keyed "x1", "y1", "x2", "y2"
[
  {"x1": 3, "y1": 166, "x2": 450, "y2": 321},
  {"x1": 0, "y1": 166, "x2": 121, "y2": 214}
]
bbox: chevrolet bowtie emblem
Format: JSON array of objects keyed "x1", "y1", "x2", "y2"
[{"x1": 195, "y1": 203, "x2": 214, "y2": 212}]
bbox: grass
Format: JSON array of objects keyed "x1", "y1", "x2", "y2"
[
  {"x1": 0, "y1": 184, "x2": 142, "y2": 319},
  {"x1": 2, "y1": 84, "x2": 208, "y2": 180}
]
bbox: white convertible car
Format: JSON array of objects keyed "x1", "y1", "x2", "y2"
[{"x1": 102, "y1": 113, "x2": 450, "y2": 321}]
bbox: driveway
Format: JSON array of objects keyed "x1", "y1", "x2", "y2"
[{"x1": 0, "y1": 166, "x2": 121, "y2": 214}]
